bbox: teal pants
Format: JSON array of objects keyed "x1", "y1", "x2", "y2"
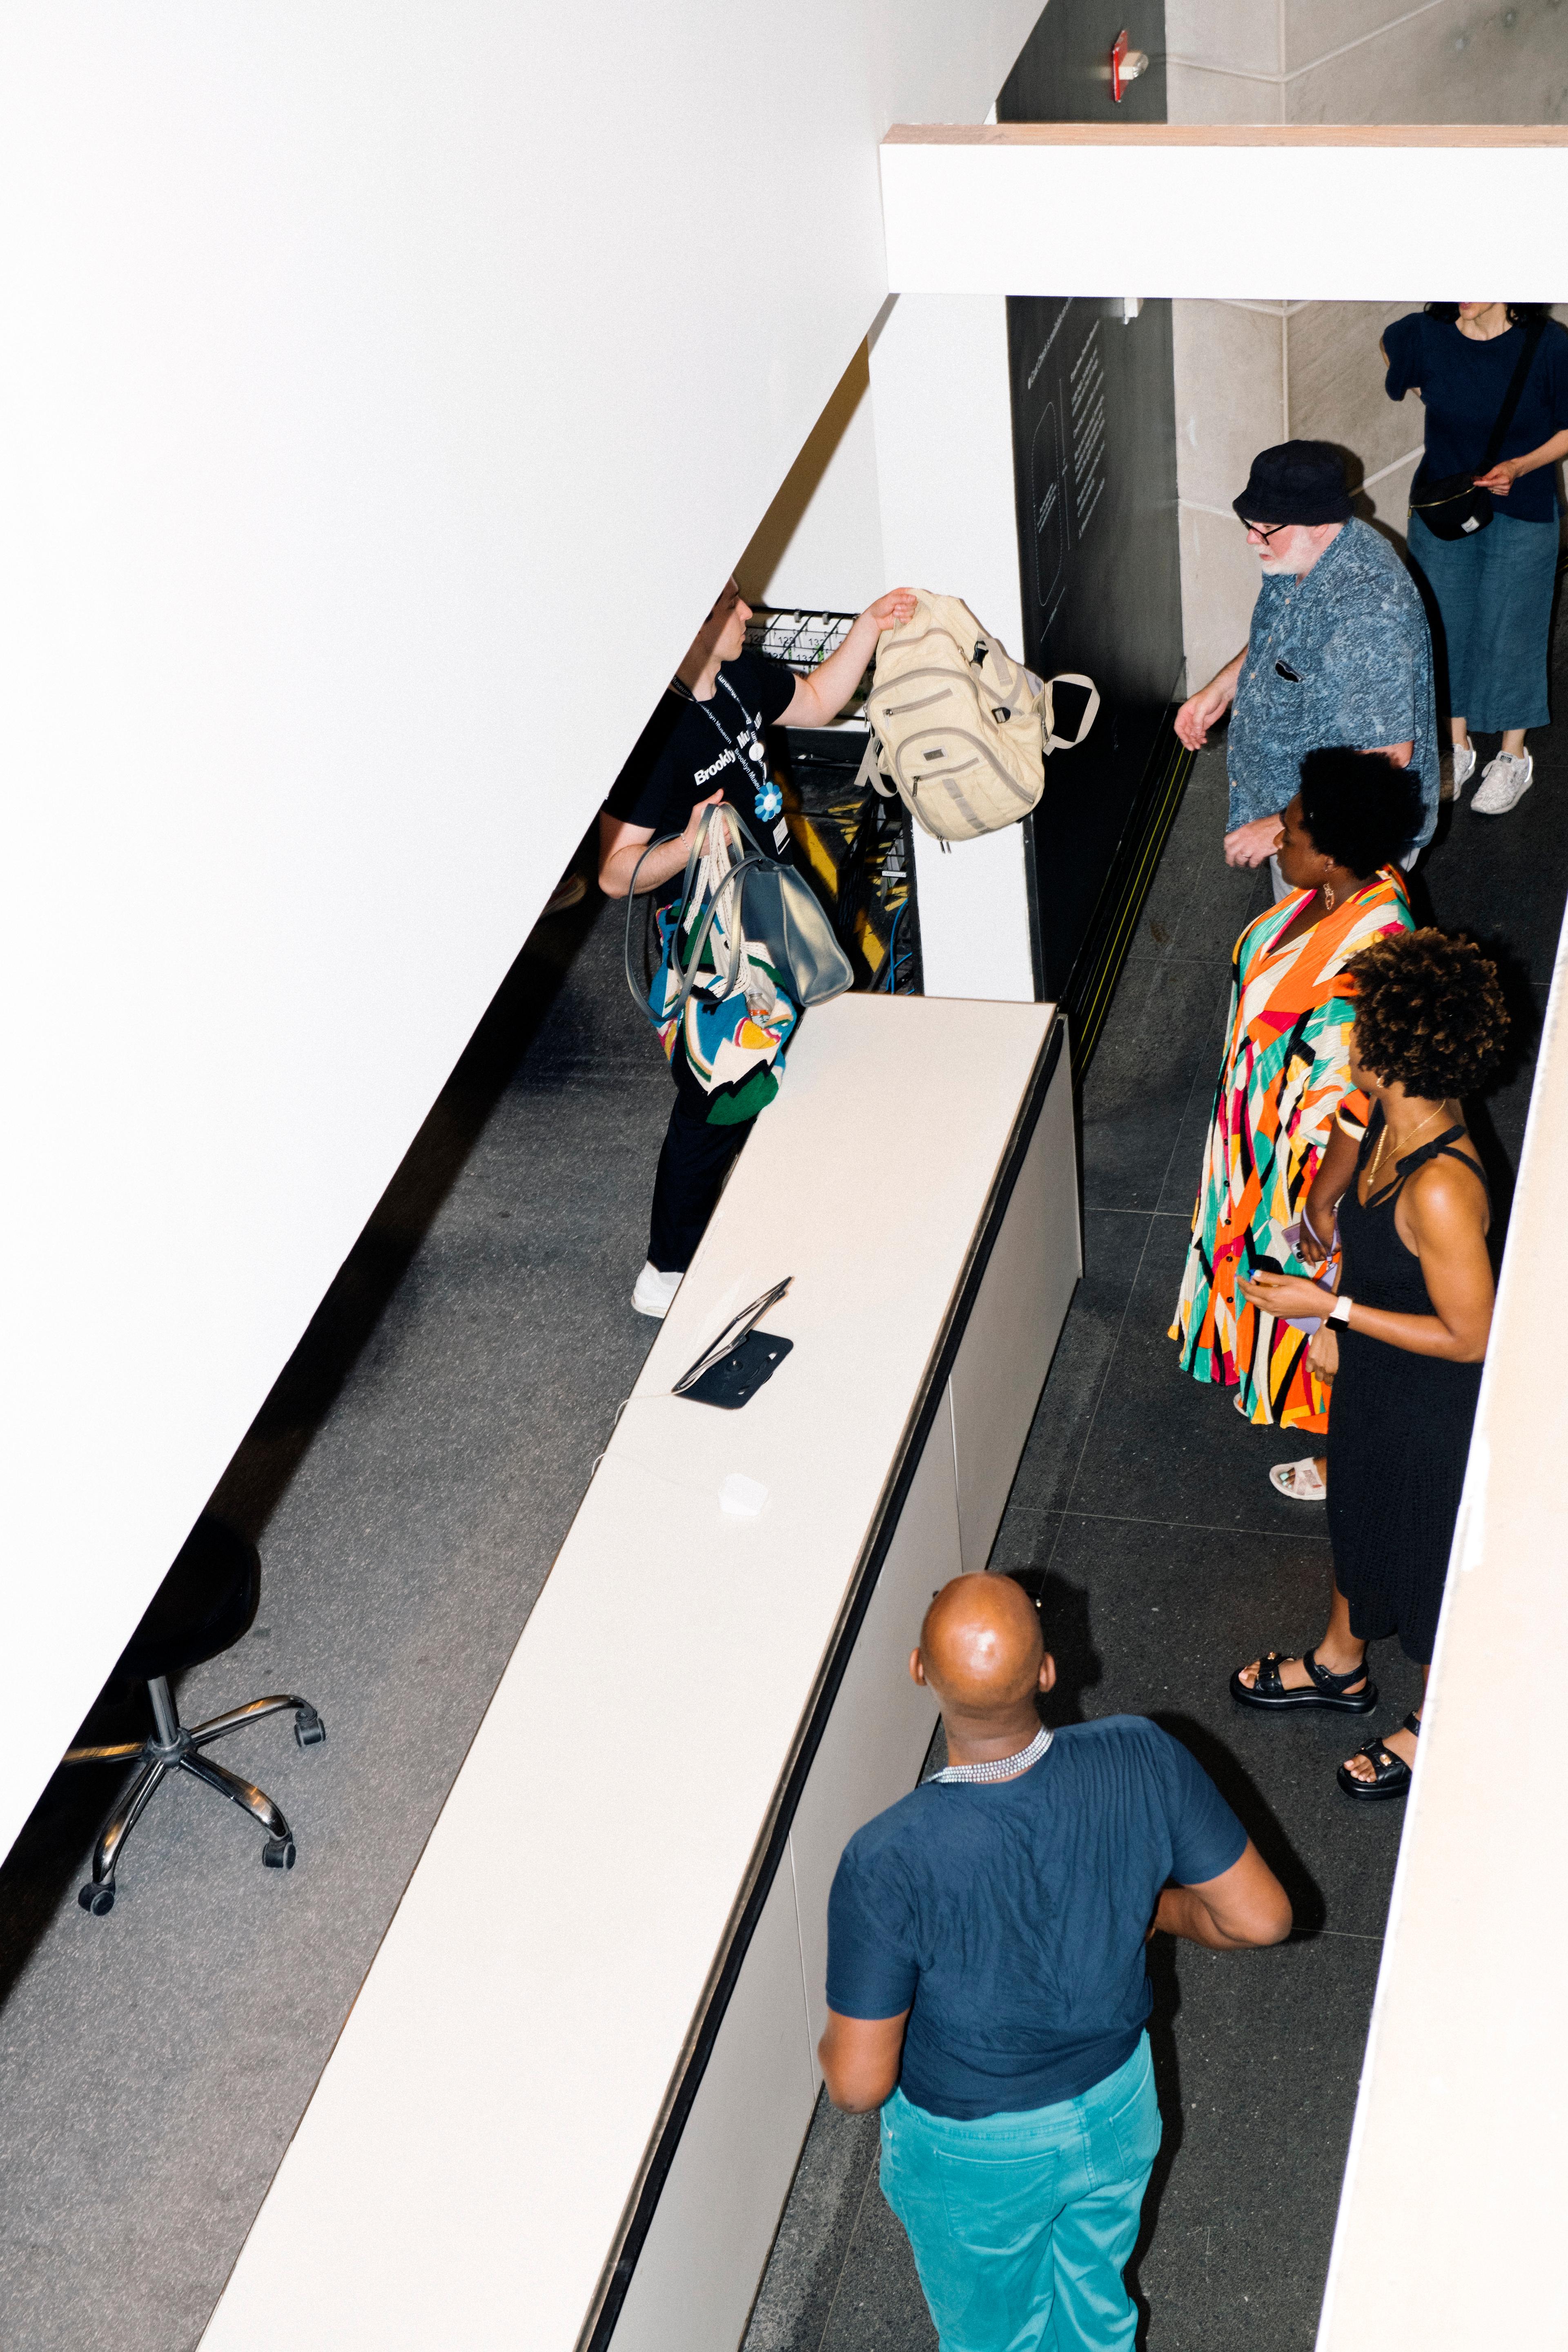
[{"x1": 879, "y1": 2033, "x2": 1160, "y2": 2352}]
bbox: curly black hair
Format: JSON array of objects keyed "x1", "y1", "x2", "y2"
[
  {"x1": 1343, "y1": 928, "x2": 1508, "y2": 1100},
  {"x1": 1296, "y1": 746, "x2": 1424, "y2": 878},
  {"x1": 1423, "y1": 302, "x2": 1551, "y2": 327}
]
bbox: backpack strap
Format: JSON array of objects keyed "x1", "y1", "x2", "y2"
[
  {"x1": 853, "y1": 730, "x2": 895, "y2": 801},
  {"x1": 1042, "y1": 673, "x2": 1100, "y2": 755}
]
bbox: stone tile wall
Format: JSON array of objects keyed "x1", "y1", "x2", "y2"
[
  {"x1": 1167, "y1": 0, "x2": 1568, "y2": 127},
  {"x1": 1167, "y1": 0, "x2": 1568, "y2": 688}
]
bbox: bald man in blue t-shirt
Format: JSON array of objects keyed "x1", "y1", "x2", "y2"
[{"x1": 822, "y1": 1575, "x2": 1290, "y2": 2352}]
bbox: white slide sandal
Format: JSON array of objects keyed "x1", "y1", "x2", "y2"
[{"x1": 1269, "y1": 1458, "x2": 1327, "y2": 1503}]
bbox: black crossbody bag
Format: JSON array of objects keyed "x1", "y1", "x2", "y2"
[{"x1": 1409, "y1": 316, "x2": 1546, "y2": 541}]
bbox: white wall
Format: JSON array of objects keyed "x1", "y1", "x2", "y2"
[
  {"x1": 870, "y1": 292, "x2": 1038, "y2": 1002},
  {"x1": 1318, "y1": 901, "x2": 1568, "y2": 2349},
  {"x1": 0, "y1": 0, "x2": 1045, "y2": 1865},
  {"x1": 737, "y1": 340, "x2": 888, "y2": 615},
  {"x1": 737, "y1": 289, "x2": 1038, "y2": 1005}
]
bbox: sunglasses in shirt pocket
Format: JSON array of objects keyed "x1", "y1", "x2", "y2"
[{"x1": 1274, "y1": 660, "x2": 1304, "y2": 683}]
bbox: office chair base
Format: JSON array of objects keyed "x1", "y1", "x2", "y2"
[{"x1": 65, "y1": 1675, "x2": 324, "y2": 1913}]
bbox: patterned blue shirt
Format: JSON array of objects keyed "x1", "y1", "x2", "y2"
[{"x1": 1226, "y1": 518, "x2": 1438, "y2": 845}]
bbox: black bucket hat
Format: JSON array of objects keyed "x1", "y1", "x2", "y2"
[{"x1": 1234, "y1": 440, "x2": 1353, "y2": 528}]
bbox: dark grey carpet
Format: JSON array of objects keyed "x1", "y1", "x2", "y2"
[
  {"x1": 745, "y1": 602, "x2": 1568, "y2": 2352},
  {"x1": 0, "y1": 871, "x2": 668, "y2": 2351}
]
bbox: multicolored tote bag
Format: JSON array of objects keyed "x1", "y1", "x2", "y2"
[{"x1": 625, "y1": 804, "x2": 851, "y2": 1127}]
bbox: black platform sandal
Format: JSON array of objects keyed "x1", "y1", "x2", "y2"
[
  {"x1": 1229, "y1": 1646, "x2": 1378, "y2": 1715},
  {"x1": 1337, "y1": 1712, "x2": 1421, "y2": 1803}
]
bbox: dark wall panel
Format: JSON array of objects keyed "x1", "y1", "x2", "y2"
[
  {"x1": 998, "y1": 4, "x2": 1185, "y2": 1016},
  {"x1": 998, "y1": 0, "x2": 1169, "y2": 123},
  {"x1": 1008, "y1": 294, "x2": 1183, "y2": 998}
]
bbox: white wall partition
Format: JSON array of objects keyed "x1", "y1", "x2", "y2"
[
  {"x1": 194, "y1": 994, "x2": 1078, "y2": 2352},
  {"x1": 869, "y1": 292, "x2": 1037, "y2": 1001},
  {"x1": 737, "y1": 341, "x2": 888, "y2": 617},
  {"x1": 0, "y1": 0, "x2": 1045, "y2": 1866},
  {"x1": 1316, "y1": 896, "x2": 1568, "y2": 2350},
  {"x1": 880, "y1": 125, "x2": 1568, "y2": 302},
  {"x1": 741, "y1": 287, "x2": 1039, "y2": 1004}
]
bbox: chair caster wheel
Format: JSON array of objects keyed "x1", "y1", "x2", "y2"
[
  {"x1": 294, "y1": 1708, "x2": 326, "y2": 1749},
  {"x1": 78, "y1": 1883, "x2": 115, "y2": 1916},
  {"x1": 263, "y1": 1838, "x2": 296, "y2": 1870}
]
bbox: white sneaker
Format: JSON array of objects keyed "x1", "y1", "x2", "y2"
[
  {"x1": 1443, "y1": 742, "x2": 1477, "y2": 800},
  {"x1": 632, "y1": 1261, "x2": 683, "y2": 1319},
  {"x1": 1471, "y1": 750, "x2": 1533, "y2": 815}
]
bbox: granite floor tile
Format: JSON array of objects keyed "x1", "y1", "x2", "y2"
[
  {"x1": 1124, "y1": 739, "x2": 1270, "y2": 972},
  {"x1": 985, "y1": 1506, "x2": 1065, "y2": 1577},
  {"x1": 1000, "y1": 1210, "x2": 1153, "y2": 1519},
  {"x1": 1041, "y1": 1514, "x2": 1417, "y2": 1941},
  {"x1": 1066, "y1": 1213, "x2": 1343, "y2": 1537},
  {"x1": 743, "y1": 2094, "x2": 881, "y2": 2352},
  {"x1": 1080, "y1": 959, "x2": 1238, "y2": 1212},
  {"x1": 1129, "y1": 1933, "x2": 1383, "y2": 2352},
  {"x1": 815, "y1": 2167, "x2": 937, "y2": 2352}
]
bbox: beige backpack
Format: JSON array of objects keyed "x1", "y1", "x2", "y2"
[{"x1": 859, "y1": 591, "x2": 1098, "y2": 844}]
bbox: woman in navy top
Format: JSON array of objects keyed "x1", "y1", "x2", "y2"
[{"x1": 1383, "y1": 301, "x2": 1568, "y2": 817}]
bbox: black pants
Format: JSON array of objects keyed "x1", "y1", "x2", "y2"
[{"x1": 648, "y1": 1094, "x2": 756, "y2": 1274}]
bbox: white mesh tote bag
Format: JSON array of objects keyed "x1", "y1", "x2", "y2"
[{"x1": 861, "y1": 591, "x2": 1098, "y2": 844}]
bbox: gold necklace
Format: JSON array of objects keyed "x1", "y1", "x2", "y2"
[{"x1": 1366, "y1": 1104, "x2": 1450, "y2": 1191}]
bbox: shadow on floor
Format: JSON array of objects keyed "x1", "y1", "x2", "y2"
[{"x1": 1003, "y1": 1566, "x2": 1103, "y2": 1729}]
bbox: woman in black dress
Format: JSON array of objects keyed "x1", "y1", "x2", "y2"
[{"x1": 1228, "y1": 930, "x2": 1508, "y2": 1800}]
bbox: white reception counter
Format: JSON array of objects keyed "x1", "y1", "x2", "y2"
[{"x1": 198, "y1": 991, "x2": 1080, "y2": 2352}]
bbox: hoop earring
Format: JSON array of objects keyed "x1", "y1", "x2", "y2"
[{"x1": 1323, "y1": 882, "x2": 1336, "y2": 911}]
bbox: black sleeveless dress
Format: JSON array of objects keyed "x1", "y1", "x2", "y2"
[{"x1": 1325, "y1": 1111, "x2": 1488, "y2": 1664}]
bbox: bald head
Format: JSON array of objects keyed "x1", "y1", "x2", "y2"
[{"x1": 917, "y1": 1575, "x2": 1047, "y2": 1714}]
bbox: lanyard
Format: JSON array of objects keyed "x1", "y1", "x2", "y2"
[{"x1": 680, "y1": 671, "x2": 766, "y2": 776}]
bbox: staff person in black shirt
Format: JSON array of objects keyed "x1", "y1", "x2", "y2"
[{"x1": 600, "y1": 577, "x2": 914, "y2": 1318}]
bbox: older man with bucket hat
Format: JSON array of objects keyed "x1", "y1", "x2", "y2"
[{"x1": 1176, "y1": 439, "x2": 1439, "y2": 889}]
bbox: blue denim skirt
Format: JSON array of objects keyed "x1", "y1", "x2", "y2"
[{"x1": 1406, "y1": 504, "x2": 1559, "y2": 733}]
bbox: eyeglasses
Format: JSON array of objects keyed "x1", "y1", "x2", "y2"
[{"x1": 1243, "y1": 520, "x2": 1290, "y2": 545}]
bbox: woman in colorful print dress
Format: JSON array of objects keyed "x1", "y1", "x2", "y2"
[{"x1": 1171, "y1": 749, "x2": 1421, "y2": 1481}]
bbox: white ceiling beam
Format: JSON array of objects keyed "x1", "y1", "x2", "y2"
[{"x1": 880, "y1": 124, "x2": 1568, "y2": 303}]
